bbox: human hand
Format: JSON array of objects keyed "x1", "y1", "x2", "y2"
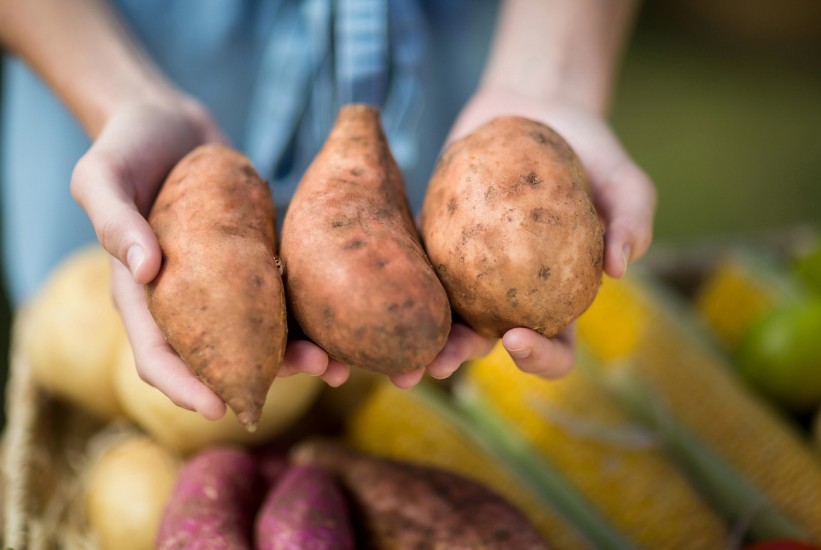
[
  {"x1": 72, "y1": 95, "x2": 348, "y2": 420},
  {"x1": 421, "y1": 86, "x2": 657, "y2": 380}
]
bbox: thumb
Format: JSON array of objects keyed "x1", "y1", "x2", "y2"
[{"x1": 70, "y1": 151, "x2": 162, "y2": 285}]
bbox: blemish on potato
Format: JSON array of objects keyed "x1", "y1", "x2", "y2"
[
  {"x1": 447, "y1": 197, "x2": 458, "y2": 214},
  {"x1": 343, "y1": 239, "x2": 366, "y2": 250},
  {"x1": 529, "y1": 130, "x2": 549, "y2": 145},
  {"x1": 351, "y1": 167, "x2": 364, "y2": 177},
  {"x1": 505, "y1": 288, "x2": 519, "y2": 308},
  {"x1": 538, "y1": 266, "x2": 551, "y2": 280},
  {"x1": 484, "y1": 186, "x2": 497, "y2": 201},
  {"x1": 523, "y1": 172, "x2": 543, "y2": 187},
  {"x1": 238, "y1": 163, "x2": 257, "y2": 181},
  {"x1": 530, "y1": 208, "x2": 560, "y2": 224},
  {"x1": 218, "y1": 225, "x2": 248, "y2": 238},
  {"x1": 331, "y1": 216, "x2": 354, "y2": 228},
  {"x1": 374, "y1": 258, "x2": 389, "y2": 269}
]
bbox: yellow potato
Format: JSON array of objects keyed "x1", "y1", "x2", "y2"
[{"x1": 23, "y1": 246, "x2": 124, "y2": 419}]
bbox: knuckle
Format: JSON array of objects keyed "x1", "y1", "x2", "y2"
[
  {"x1": 69, "y1": 156, "x2": 94, "y2": 205},
  {"x1": 96, "y1": 214, "x2": 123, "y2": 256}
]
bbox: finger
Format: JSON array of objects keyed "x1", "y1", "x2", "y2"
[
  {"x1": 71, "y1": 151, "x2": 162, "y2": 284},
  {"x1": 111, "y1": 261, "x2": 226, "y2": 419},
  {"x1": 427, "y1": 323, "x2": 496, "y2": 380},
  {"x1": 319, "y1": 360, "x2": 351, "y2": 387},
  {"x1": 390, "y1": 368, "x2": 425, "y2": 389},
  {"x1": 589, "y1": 160, "x2": 657, "y2": 279},
  {"x1": 280, "y1": 340, "x2": 329, "y2": 377},
  {"x1": 502, "y1": 326, "x2": 575, "y2": 379}
]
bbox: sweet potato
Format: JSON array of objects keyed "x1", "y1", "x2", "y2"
[
  {"x1": 421, "y1": 116, "x2": 604, "y2": 338},
  {"x1": 146, "y1": 144, "x2": 287, "y2": 431},
  {"x1": 254, "y1": 465, "x2": 355, "y2": 550},
  {"x1": 157, "y1": 446, "x2": 263, "y2": 550},
  {"x1": 292, "y1": 440, "x2": 548, "y2": 549},
  {"x1": 280, "y1": 104, "x2": 451, "y2": 375}
]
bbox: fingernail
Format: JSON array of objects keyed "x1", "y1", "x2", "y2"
[
  {"x1": 126, "y1": 244, "x2": 145, "y2": 280},
  {"x1": 622, "y1": 244, "x2": 632, "y2": 276},
  {"x1": 507, "y1": 347, "x2": 532, "y2": 360}
]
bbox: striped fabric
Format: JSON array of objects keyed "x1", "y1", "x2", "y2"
[{"x1": 244, "y1": 0, "x2": 427, "y2": 207}]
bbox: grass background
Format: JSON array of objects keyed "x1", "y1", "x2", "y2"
[{"x1": 1, "y1": 3, "x2": 820, "y2": 426}]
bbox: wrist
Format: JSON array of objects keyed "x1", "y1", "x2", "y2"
[
  {"x1": 0, "y1": 0, "x2": 182, "y2": 138},
  {"x1": 479, "y1": 0, "x2": 638, "y2": 116}
]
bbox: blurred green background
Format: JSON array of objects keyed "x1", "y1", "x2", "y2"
[
  {"x1": 1, "y1": 2, "x2": 820, "y2": 425},
  {"x1": 614, "y1": 1, "x2": 821, "y2": 242}
]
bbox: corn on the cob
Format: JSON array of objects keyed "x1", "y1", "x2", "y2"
[
  {"x1": 694, "y1": 251, "x2": 804, "y2": 351},
  {"x1": 462, "y1": 343, "x2": 728, "y2": 549},
  {"x1": 577, "y1": 271, "x2": 821, "y2": 542},
  {"x1": 346, "y1": 381, "x2": 592, "y2": 549}
]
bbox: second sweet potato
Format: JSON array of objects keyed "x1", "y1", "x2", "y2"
[{"x1": 280, "y1": 105, "x2": 451, "y2": 375}]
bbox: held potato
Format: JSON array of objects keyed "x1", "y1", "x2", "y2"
[
  {"x1": 280, "y1": 104, "x2": 451, "y2": 375},
  {"x1": 146, "y1": 144, "x2": 287, "y2": 431},
  {"x1": 421, "y1": 116, "x2": 604, "y2": 338}
]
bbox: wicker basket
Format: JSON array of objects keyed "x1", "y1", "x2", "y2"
[{"x1": 2, "y1": 308, "x2": 106, "y2": 550}]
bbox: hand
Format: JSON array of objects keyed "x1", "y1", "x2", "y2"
[
  {"x1": 429, "y1": 86, "x2": 657, "y2": 379},
  {"x1": 72, "y1": 95, "x2": 347, "y2": 420}
]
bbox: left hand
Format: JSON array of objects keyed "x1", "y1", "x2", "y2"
[{"x1": 395, "y1": 86, "x2": 657, "y2": 386}]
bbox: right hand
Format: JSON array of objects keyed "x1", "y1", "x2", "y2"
[
  {"x1": 71, "y1": 95, "x2": 350, "y2": 419},
  {"x1": 71, "y1": 95, "x2": 231, "y2": 418}
]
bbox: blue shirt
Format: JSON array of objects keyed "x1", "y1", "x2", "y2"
[{"x1": 1, "y1": 0, "x2": 497, "y2": 304}]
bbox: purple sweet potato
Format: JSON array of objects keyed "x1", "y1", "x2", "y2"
[
  {"x1": 157, "y1": 446, "x2": 263, "y2": 550},
  {"x1": 291, "y1": 440, "x2": 548, "y2": 549},
  {"x1": 254, "y1": 465, "x2": 355, "y2": 550},
  {"x1": 146, "y1": 143, "x2": 287, "y2": 431},
  {"x1": 280, "y1": 104, "x2": 451, "y2": 375}
]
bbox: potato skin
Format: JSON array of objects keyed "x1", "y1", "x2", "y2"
[
  {"x1": 280, "y1": 104, "x2": 451, "y2": 375},
  {"x1": 421, "y1": 116, "x2": 604, "y2": 338},
  {"x1": 146, "y1": 144, "x2": 286, "y2": 431},
  {"x1": 292, "y1": 440, "x2": 548, "y2": 549},
  {"x1": 157, "y1": 446, "x2": 263, "y2": 550}
]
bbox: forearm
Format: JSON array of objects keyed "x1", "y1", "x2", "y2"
[
  {"x1": 480, "y1": 0, "x2": 639, "y2": 115},
  {"x1": 0, "y1": 0, "x2": 174, "y2": 137}
]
